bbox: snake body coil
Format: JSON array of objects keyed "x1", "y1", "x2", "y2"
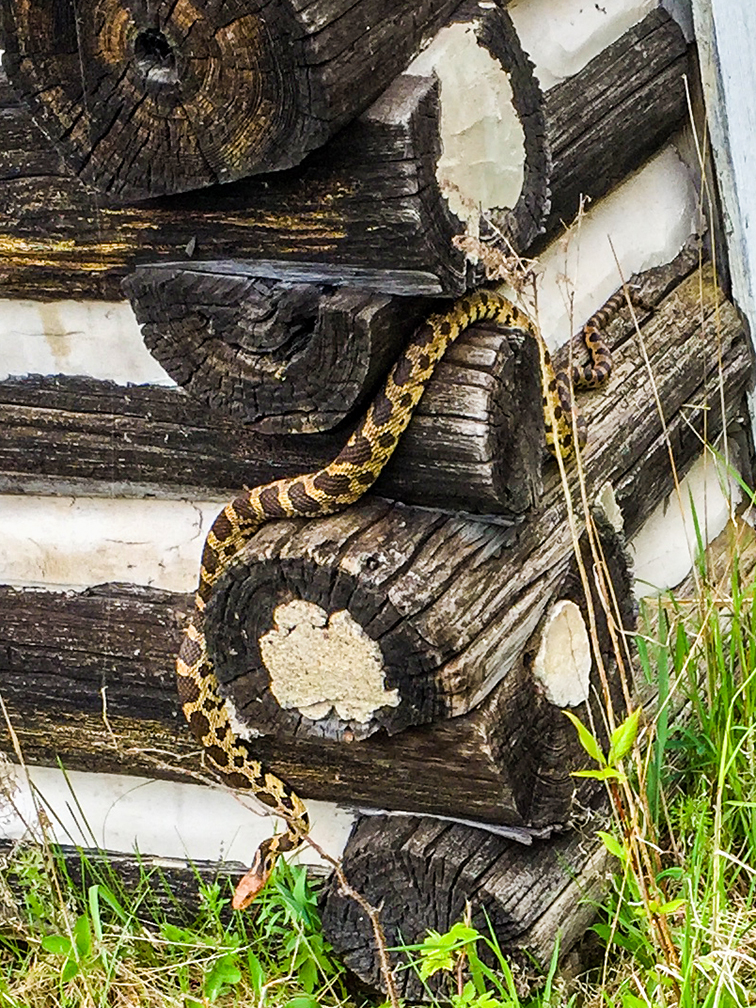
[{"x1": 176, "y1": 289, "x2": 613, "y2": 907}]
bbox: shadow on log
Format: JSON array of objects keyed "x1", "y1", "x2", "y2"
[{"x1": 0, "y1": 0, "x2": 462, "y2": 198}]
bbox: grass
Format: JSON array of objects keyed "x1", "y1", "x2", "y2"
[
  {"x1": 570, "y1": 511, "x2": 756, "y2": 1006},
  {"x1": 0, "y1": 840, "x2": 352, "y2": 1007},
  {"x1": 5, "y1": 512, "x2": 756, "y2": 1007}
]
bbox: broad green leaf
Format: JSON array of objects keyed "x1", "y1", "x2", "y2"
[
  {"x1": 571, "y1": 767, "x2": 623, "y2": 780},
  {"x1": 61, "y1": 956, "x2": 80, "y2": 982},
  {"x1": 284, "y1": 997, "x2": 320, "y2": 1008},
  {"x1": 445, "y1": 923, "x2": 481, "y2": 945},
  {"x1": 246, "y1": 951, "x2": 266, "y2": 995},
  {"x1": 73, "y1": 913, "x2": 92, "y2": 959},
  {"x1": 203, "y1": 954, "x2": 242, "y2": 1002},
  {"x1": 596, "y1": 830, "x2": 627, "y2": 862},
  {"x1": 608, "y1": 708, "x2": 641, "y2": 765},
  {"x1": 563, "y1": 710, "x2": 606, "y2": 765},
  {"x1": 622, "y1": 995, "x2": 647, "y2": 1008},
  {"x1": 657, "y1": 866, "x2": 684, "y2": 881},
  {"x1": 655, "y1": 898, "x2": 686, "y2": 916},
  {"x1": 297, "y1": 956, "x2": 318, "y2": 993},
  {"x1": 40, "y1": 935, "x2": 71, "y2": 956},
  {"x1": 160, "y1": 922, "x2": 195, "y2": 944}
]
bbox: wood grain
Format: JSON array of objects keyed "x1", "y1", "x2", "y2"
[
  {"x1": 320, "y1": 813, "x2": 610, "y2": 997},
  {"x1": 0, "y1": 10, "x2": 686, "y2": 297},
  {"x1": 122, "y1": 263, "x2": 434, "y2": 433},
  {"x1": 541, "y1": 8, "x2": 689, "y2": 236},
  {"x1": 0, "y1": 518, "x2": 630, "y2": 830},
  {"x1": 0, "y1": 249, "x2": 710, "y2": 517},
  {"x1": 0, "y1": 0, "x2": 462, "y2": 197},
  {"x1": 0, "y1": 319, "x2": 546, "y2": 517}
]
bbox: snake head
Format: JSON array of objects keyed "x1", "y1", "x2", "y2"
[{"x1": 232, "y1": 838, "x2": 277, "y2": 910}]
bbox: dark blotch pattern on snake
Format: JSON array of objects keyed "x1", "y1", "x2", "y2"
[{"x1": 176, "y1": 290, "x2": 616, "y2": 908}]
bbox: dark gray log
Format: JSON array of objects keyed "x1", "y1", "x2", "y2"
[
  {"x1": 0, "y1": 71, "x2": 470, "y2": 297},
  {"x1": 3, "y1": 250, "x2": 748, "y2": 529},
  {"x1": 0, "y1": 9, "x2": 687, "y2": 298},
  {"x1": 320, "y1": 814, "x2": 610, "y2": 999},
  {"x1": 0, "y1": 0, "x2": 462, "y2": 198},
  {"x1": 0, "y1": 249, "x2": 714, "y2": 520},
  {"x1": 541, "y1": 258, "x2": 750, "y2": 537},
  {"x1": 122, "y1": 264, "x2": 433, "y2": 433},
  {"x1": 202, "y1": 498, "x2": 632, "y2": 754},
  {"x1": 0, "y1": 512, "x2": 632, "y2": 829},
  {"x1": 540, "y1": 8, "x2": 689, "y2": 236},
  {"x1": 0, "y1": 318, "x2": 547, "y2": 517},
  {"x1": 0, "y1": 257, "x2": 747, "y2": 821}
]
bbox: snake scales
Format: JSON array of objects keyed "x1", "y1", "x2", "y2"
[{"x1": 176, "y1": 288, "x2": 616, "y2": 908}]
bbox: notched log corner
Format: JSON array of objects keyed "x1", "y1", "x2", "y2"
[
  {"x1": 0, "y1": 0, "x2": 547, "y2": 296},
  {"x1": 320, "y1": 814, "x2": 610, "y2": 1000},
  {"x1": 0, "y1": 0, "x2": 463, "y2": 199},
  {"x1": 122, "y1": 263, "x2": 433, "y2": 433},
  {"x1": 202, "y1": 497, "x2": 633, "y2": 824},
  {"x1": 0, "y1": 508, "x2": 633, "y2": 828}
]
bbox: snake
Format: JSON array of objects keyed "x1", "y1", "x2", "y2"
[{"x1": 176, "y1": 287, "x2": 616, "y2": 909}]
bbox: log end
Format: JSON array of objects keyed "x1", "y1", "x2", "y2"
[
  {"x1": 320, "y1": 814, "x2": 610, "y2": 999},
  {"x1": 2, "y1": 0, "x2": 307, "y2": 199},
  {"x1": 203, "y1": 508, "x2": 449, "y2": 743},
  {"x1": 123, "y1": 263, "x2": 429, "y2": 433}
]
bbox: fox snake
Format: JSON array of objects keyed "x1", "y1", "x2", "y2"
[{"x1": 176, "y1": 288, "x2": 618, "y2": 908}]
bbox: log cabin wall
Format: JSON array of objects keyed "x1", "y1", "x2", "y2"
[{"x1": 0, "y1": 0, "x2": 752, "y2": 990}]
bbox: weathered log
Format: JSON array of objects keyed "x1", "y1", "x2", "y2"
[
  {"x1": 0, "y1": 513, "x2": 632, "y2": 829},
  {"x1": 0, "y1": 840, "x2": 257, "y2": 923},
  {"x1": 0, "y1": 69, "x2": 470, "y2": 297},
  {"x1": 202, "y1": 496, "x2": 633, "y2": 749},
  {"x1": 319, "y1": 814, "x2": 610, "y2": 998},
  {"x1": 0, "y1": 261, "x2": 749, "y2": 822},
  {"x1": 0, "y1": 0, "x2": 463, "y2": 199},
  {"x1": 542, "y1": 259, "x2": 750, "y2": 537},
  {"x1": 0, "y1": 249, "x2": 724, "y2": 521},
  {"x1": 0, "y1": 9, "x2": 687, "y2": 298},
  {"x1": 122, "y1": 263, "x2": 433, "y2": 433},
  {"x1": 0, "y1": 316, "x2": 547, "y2": 517},
  {"x1": 539, "y1": 8, "x2": 689, "y2": 237}
]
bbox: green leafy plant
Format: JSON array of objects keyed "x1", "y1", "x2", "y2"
[{"x1": 398, "y1": 916, "x2": 573, "y2": 1008}]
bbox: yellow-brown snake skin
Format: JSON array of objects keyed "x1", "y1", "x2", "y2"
[{"x1": 176, "y1": 289, "x2": 615, "y2": 907}]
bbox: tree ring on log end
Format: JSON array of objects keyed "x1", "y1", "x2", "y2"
[
  {"x1": 2, "y1": 0, "x2": 302, "y2": 199},
  {"x1": 203, "y1": 554, "x2": 444, "y2": 743},
  {"x1": 2, "y1": 0, "x2": 469, "y2": 199},
  {"x1": 320, "y1": 814, "x2": 607, "y2": 999},
  {"x1": 123, "y1": 264, "x2": 431, "y2": 433}
]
